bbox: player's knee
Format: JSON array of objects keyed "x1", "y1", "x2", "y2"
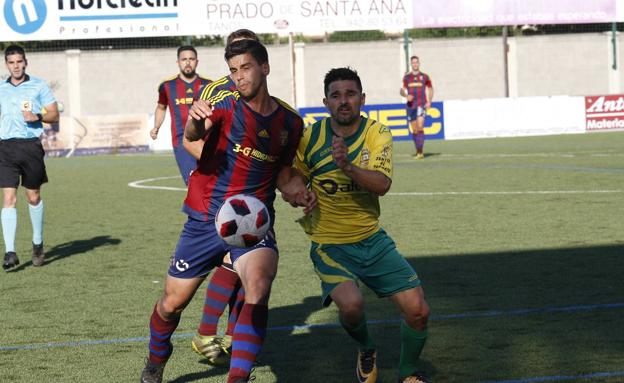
[
  {"x1": 337, "y1": 297, "x2": 364, "y2": 321},
  {"x1": 3, "y1": 195, "x2": 17, "y2": 208},
  {"x1": 404, "y1": 299, "x2": 430, "y2": 330},
  {"x1": 242, "y1": 276, "x2": 274, "y2": 304},
  {"x1": 26, "y1": 195, "x2": 41, "y2": 206},
  {"x1": 159, "y1": 293, "x2": 188, "y2": 318}
]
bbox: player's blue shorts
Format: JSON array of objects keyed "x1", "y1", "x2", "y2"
[
  {"x1": 168, "y1": 217, "x2": 278, "y2": 279},
  {"x1": 406, "y1": 106, "x2": 426, "y2": 122},
  {"x1": 173, "y1": 145, "x2": 197, "y2": 186}
]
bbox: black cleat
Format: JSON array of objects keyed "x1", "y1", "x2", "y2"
[
  {"x1": 32, "y1": 243, "x2": 45, "y2": 267},
  {"x1": 3, "y1": 252, "x2": 19, "y2": 271},
  {"x1": 140, "y1": 358, "x2": 165, "y2": 383}
]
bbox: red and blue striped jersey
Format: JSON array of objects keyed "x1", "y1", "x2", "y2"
[
  {"x1": 403, "y1": 71, "x2": 432, "y2": 109},
  {"x1": 157, "y1": 75, "x2": 212, "y2": 147},
  {"x1": 183, "y1": 93, "x2": 304, "y2": 222}
]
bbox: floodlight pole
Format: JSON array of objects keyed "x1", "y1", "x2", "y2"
[
  {"x1": 503, "y1": 26, "x2": 509, "y2": 98},
  {"x1": 612, "y1": 22, "x2": 618, "y2": 70}
]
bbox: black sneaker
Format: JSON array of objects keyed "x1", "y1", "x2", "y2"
[
  {"x1": 3, "y1": 252, "x2": 19, "y2": 271},
  {"x1": 356, "y1": 348, "x2": 377, "y2": 383},
  {"x1": 32, "y1": 243, "x2": 44, "y2": 267},
  {"x1": 140, "y1": 358, "x2": 165, "y2": 383}
]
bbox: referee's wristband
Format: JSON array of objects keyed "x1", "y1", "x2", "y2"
[{"x1": 36, "y1": 113, "x2": 43, "y2": 122}]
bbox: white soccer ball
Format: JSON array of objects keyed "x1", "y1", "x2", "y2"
[{"x1": 215, "y1": 194, "x2": 270, "y2": 248}]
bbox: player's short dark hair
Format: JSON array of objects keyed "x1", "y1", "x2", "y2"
[
  {"x1": 410, "y1": 55, "x2": 419, "y2": 61},
  {"x1": 225, "y1": 39, "x2": 268, "y2": 65},
  {"x1": 177, "y1": 45, "x2": 197, "y2": 58},
  {"x1": 323, "y1": 67, "x2": 362, "y2": 97},
  {"x1": 226, "y1": 29, "x2": 259, "y2": 46},
  {"x1": 4, "y1": 44, "x2": 26, "y2": 61}
]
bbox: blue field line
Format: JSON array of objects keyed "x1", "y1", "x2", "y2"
[
  {"x1": 60, "y1": 13, "x2": 177, "y2": 21},
  {"x1": 480, "y1": 370, "x2": 624, "y2": 383},
  {"x1": 1, "y1": 302, "x2": 622, "y2": 352}
]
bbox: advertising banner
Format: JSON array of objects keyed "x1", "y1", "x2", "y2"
[
  {"x1": 44, "y1": 114, "x2": 150, "y2": 157},
  {"x1": 299, "y1": 102, "x2": 445, "y2": 141},
  {"x1": 1, "y1": 0, "x2": 412, "y2": 41},
  {"x1": 412, "y1": 0, "x2": 617, "y2": 28},
  {"x1": 585, "y1": 95, "x2": 624, "y2": 132}
]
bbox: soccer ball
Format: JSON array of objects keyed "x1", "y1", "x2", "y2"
[{"x1": 215, "y1": 194, "x2": 270, "y2": 248}]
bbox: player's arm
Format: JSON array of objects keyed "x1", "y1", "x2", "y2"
[
  {"x1": 151, "y1": 103, "x2": 166, "y2": 140},
  {"x1": 426, "y1": 79, "x2": 434, "y2": 109},
  {"x1": 182, "y1": 135, "x2": 204, "y2": 160},
  {"x1": 185, "y1": 99, "x2": 214, "y2": 141},
  {"x1": 332, "y1": 136, "x2": 391, "y2": 196},
  {"x1": 277, "y1": 166, "x2": 317, "y2": 214}
]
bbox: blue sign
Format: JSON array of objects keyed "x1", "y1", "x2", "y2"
[
  {"x1": 299, "y1": 102, "x2": 445, "y2": 141},
  {"x1": 4, "y1": 0, "x2": 47, "y2": 34}
]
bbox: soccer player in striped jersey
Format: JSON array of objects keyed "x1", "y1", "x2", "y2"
[
  {"x1": 184, "y1": 29, "x2": 260, "y2": 367},
  {"x1": 282, "y1": 68, "x2": 431, "y2": 383},
  {"x1": 150, "y1": 45, "x2": 211, "y2": 185},
  {"x1": 140, "y1": 39, "x2": 304, "y2": 383},
  {"x1": 400, "y1": 56, "x2": 434, "y2": 159}
]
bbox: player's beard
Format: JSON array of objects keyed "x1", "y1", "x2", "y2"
[
  {"x1": 334, "y1": 106, "x2": 358, "y2": 126},
  {"x1": 181, "y1": 68, "x2": 196, "y2": 79}
]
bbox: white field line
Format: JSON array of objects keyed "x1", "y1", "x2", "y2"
[{"x1": 128, "y1": 176, "x2": 623, "y2": 196}]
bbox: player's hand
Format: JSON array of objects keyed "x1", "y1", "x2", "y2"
[
  {"x1": 295, "y1": 190, "x2": 317, "y2": 215},
  {"x1": 425, "y1": 102, "x2": 431, "y2": 110},
  {"x1": 188, "y1": 99, "x2": 213, "y2": 121},
  {"x1": 332, "y1": 136, "x2": 352, "y2": 172},
  {"x1": 149, "y1": 127, "x2": 159, "y2": 140},
  {"x1": 22, "y1": 111, "x2": 39, "y2": 123},
  {"x1": 407, "y1": 95, "x2": 414, "y2": 102}
]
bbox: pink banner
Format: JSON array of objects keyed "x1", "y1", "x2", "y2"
[{"x1": 413, "y1": 0, "x2": 617, "y2": 28}]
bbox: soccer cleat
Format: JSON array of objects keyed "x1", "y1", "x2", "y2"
[
  {"x1": 191, "y1": 334, "x2": 232, "y2": 366},
  {"x1": 399, "y1": 371, "x2": 430, "y2": 383},
  {"x1": 415, "y1": 153, "x2": 425, "y2": 160},
  {"x1": 32, "y1": 243, "x2": 45, "y2": 267},
  {"x1": 3, "y1": 252, "x2": 19, "y2": 271},
  {"x1": 356, "y1": 348, "x2": 377, "y2": 383},
  {"x1": 140, "y1": 358, "x2": 165, "y2": 383}
]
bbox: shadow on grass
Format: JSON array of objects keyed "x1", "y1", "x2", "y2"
[{"x1": 8, "y1": 235, "x2": 122, "y2": 271}]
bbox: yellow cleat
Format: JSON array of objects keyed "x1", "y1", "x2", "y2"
[
  {"x1": 415, "y1": 153, "x2": 425, "y2": 160},
  {"x1": 191, "y1": 334, "x2": 232, "y2": 366},
  {"x1": 356, "y1": 348, "x2": 377, "y2": 383}
]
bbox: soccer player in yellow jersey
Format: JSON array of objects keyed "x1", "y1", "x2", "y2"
[{"x1": 281, "y1": 67, "x2": 431, "y2": 383}]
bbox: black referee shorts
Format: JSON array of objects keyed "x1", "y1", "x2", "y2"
[{"x1": 0, "y1": 138, "x2": 48, "y2": 189}]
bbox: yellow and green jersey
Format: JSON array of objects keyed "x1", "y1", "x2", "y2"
[{"x1": 294, "y1": 117, "x2": 393, "y2": 244}]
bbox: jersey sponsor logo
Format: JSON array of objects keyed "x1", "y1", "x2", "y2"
[
  {"x1": 175, "y1": 97, "x2": 194, "y2": 105},
  {"x1": 232, "y1": 143, "x2": 278, "y2": 162},
  {"x1": 4, "y1": 0, "x2": 47, "y2": 34},
  {"x1": 318, "y1": 179, "x2": 362, "y2": 195},
  {"x1": 360, "y1": 148, "x2": 370, "y2": 167},
  {"x1": 279, "y1": 130, "x2": 288, "y2": 146},
  {"x1": 175, "y1": 259, "x2": 190, "y2": 272}
]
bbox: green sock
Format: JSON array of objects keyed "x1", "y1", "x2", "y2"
[
  {"x1": 340, "y1": 314, "x2": 375, "y2": 350},
  {"x1": 399, "y1": 320, "x2": 428, "y2": 378}
]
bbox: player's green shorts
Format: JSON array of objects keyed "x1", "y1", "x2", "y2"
[{"x1": 309, "y1": 229, "x2": 421, "y2": 307}]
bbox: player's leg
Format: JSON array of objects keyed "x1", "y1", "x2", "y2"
[
  {"x1": 21, "y1": 139, "x2": 48, "y2": 266},
  {"x1": 173, "y1": 145, "x2": 197, "y2": 185},
  {"x1": 1, "y1": 187, "x2": 18, "y2": 270},
  {"x1": 0, "y1": 141, "x2": 21, "y2": 270},
  {"x1": 310, "y1": 242, "x2": 377, "y2": 383},
  {"x1": 193, "y1": 253, "x2": 242, "y2": 365},
  {"x1": 414, "y1": 112, "x2": 426, "y2": 159},
  {"x1": 407, "y1": 108, "x2": 419, "y2": 156},
  {"x1": 358, "y1": 229, "x2": 429, "y2": 382},
  {"x1": 227, "y1": 234, "x2": 279, "y2": 383},
  {"x1": 391, "y1": 287, "x2": 430, "y2": 383},
  {"x1": 141, "y1": 217, "x2": 226, "y2": 383},
  {"x1": 142, "y1": 275, "x2": 205, "y2": 383}
]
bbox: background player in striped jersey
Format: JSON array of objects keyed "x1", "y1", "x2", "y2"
[
  {"x1": 184, "y1": 29, "x2": 260, "y2": 367},
  {"x1": 400, "y1": 56, "x2": 434, "y2": 159},
  {"x1": 282, "y1": 67, "x2": 431, "y2": 383},
  {"x1": 140, "y1": 39, "x2": 304, "y2": 383},
  {"x1": 150, "y1": 45, "x2": 211, "y2": 184}
]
